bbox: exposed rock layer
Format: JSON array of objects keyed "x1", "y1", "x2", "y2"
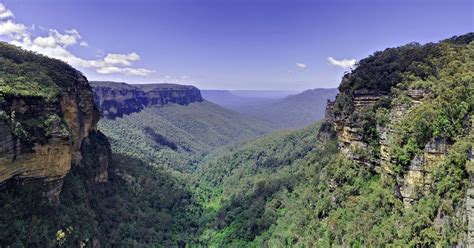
[
  {"x1": 319, "y1": 33, "x2": 474, "y2": 245},
  {"x1": 0, "y1": 43, "x2": 109, "y2": 201},
  {"x1": 324, "y1": 88, "x2": 450, "y2": 205},
  {"x1": 467, "y1": 123, "x2": 474, "y2": 247},
  {"x1": 90, "y1": 81, "x2": 203, "y2": 119}
]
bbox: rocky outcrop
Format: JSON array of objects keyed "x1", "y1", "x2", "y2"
[
  {"x1": 90, "y1": 81, "x2": 203, "y2": 119},
  {"x1": 396, "y1": 138, "x2": 449, "y2": 205},
  {"x1": 0, "y1": 43, "x2": 110, "y2": 201},
  {"x1": 467, "y1": 185, "x2": 474, "y2": 247},
  {"x1": 353, "y1": 89, "x2": 385, "y2": 110},
  {"x1": 80, "y1": 130, "x2": 111, "y2": 184},
  {"x1": 466, "y1": 121, "x2": 474, "y2": 247},
  {"x1": 319, "y1": 33, "x2": 473, "y2": 245},
  {"x1": 325, "y1": 87, "x2": 443, "y2": 205},
  {"x1": 324, "y1": 91, "x2": 386, "y2": 169}
]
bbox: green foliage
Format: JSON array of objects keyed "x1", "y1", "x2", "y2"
[
  {"x1": 0, "y1": 42, "x2": 88, "y2": 151},
  {"x1": 332, "y1": 33, "x2": 472, "y2": 121},
  {"x1": 1, "y1": 34, "x2": 472, "y2": 247},
  {"x1": 0, "y1": 42, "x2": 84, "y2": 99},
  {"x1": 93, "y1": 154, "x2": 201, "y2": 246},
  {"x1": 193, "y1": 123, "x2": 332, "y2": 246},
  {"x1": 389, "y1": 38, "x2": 473, "y2": 175},
  {"x1": 99, "y1": 101, "x2": 271, "y2": 172},
  {"x1": 338, "y1": 42, "x2": 438, "y2": 94},
  {"x1": 0, "y1": 181, "x2": 56, "y2": 247},
  {"x1": 201, "y1": 133, "x2": 471, "y2": 247},
  {"x1": 190, "y1": 33, "x2": 473, "y2": 247},
  {"x1": 0, "y1": 110, "x2": 29, "y2": 140},
  {"x1": 0, "y1": 152, "x2": 200, "y2": 247}
]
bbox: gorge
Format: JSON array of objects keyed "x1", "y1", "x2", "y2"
[{"x1": 0, "y1": 33, "x2": 473, "y2": 247}]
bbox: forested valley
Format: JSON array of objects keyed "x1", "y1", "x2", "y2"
[{"x1": 0, "y1": 31, "x2": 472, "y2": 247}]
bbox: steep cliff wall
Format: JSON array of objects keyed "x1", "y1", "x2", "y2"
[
  {"x1": 466, "y1": 120, "x2": 474, "y2": 247},
  {"x1": 90, "y1": 81, "x2": 203, "y2": 119},
  {"x1": 321, "y1": 33, "x2": 473, "y2": 243},
  {"x1": 0, "y1": 42, "x2": 110, "y2": 201},
  {"x1": 324, "y1": 34, "x2": 473, "y2": 202}
]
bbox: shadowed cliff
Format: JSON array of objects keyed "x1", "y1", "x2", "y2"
[
  {"x1": 90, "y1": 81, "x2": 203, "y2": 119},
  {"x1": 0, "y1": 42, "x2": 110, "y2": 201}
]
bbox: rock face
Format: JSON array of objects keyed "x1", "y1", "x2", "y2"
[
  {"x1": 467, "y1": 123, "x2": 474, "y2": 247},
  {"x1": 0, "y1": 42, "x2": 110, "y2": 201},
  {"x1": 325, "y1": 87, "x2": 450, "y2": 205},
  {"x1": 353, "y1": 89, "x2": 385, "y2": 110},
  {"x1": 90, "y1": 81, "x2": 203, "y2": 119},
  {"x1": 319, "y1": 33, "x2": 474, "y2": 245},
  {"x1": 325, "y1": 91, "x2": 386, "y2": 169},
  {"x1": 396, "y1": 138, "x2": 448, "y2": 204},
  {"x1": 322, "y1": 34, "x2": 473, "y2": 209}
]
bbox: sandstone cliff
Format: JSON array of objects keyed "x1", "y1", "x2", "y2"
[
  {"x1": 0, "y1": 42, "x2": 110, "y2": 201},
  {"x1": 320, "y1": 33, "x2": 473, "y2": 243},
  {"x1": 90, "y1": 81, "x2": 203, "y2": 119},
  {"x1": 466, "y1": 119, "x2": 474, "y2": 247}
]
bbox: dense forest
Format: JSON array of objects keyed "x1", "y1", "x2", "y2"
[
  {"x1": 99, "y1": 101, "x2": 271, "y2": 172},
  {"x1": 0, "y1": 33, "x2": 472, "y2": 247},
  {"x1": 188, "y1": 33, "x2": 474, "y2": 247}
]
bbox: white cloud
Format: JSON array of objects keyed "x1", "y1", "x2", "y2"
[
  {"x1": 143, "y1": 74, "x2": 193, "y2": 84},
  {"x1": 122, "y1": 68, "x2": 155, "y2": 76},
  {"x1": 0, "y1": 3, "x2": 154, "y2": 77},
  {"x1": 0, "y1": 20, "x2": 27, "y2": 39},
  {"x1": 0, "y1": 3, "x2": 13, "y2": 19},
  {"x1": 96, "y1": 66, "x2": 122, "y2": 74},
  {"x1": 51, "y1": 29, "x2": 80, "y2": 46},
  {"x1": 64, "y1": 29, "x2": 79, "y2": 35},
  {"x1": 97, "y1": 66, "x2": 154, "y2": 76},
  {"x1": 327, "y1": 57, "x2": 357, "y2": 69},
  {"x1": 32, "y1": 35, "x2": 56, "y2": 47},
  {"x1": 104, "y1": 52, "x2": 140, "y2": 66},
  {"x1": 296, "y1": 63, "x2": 307, "y2": 69}
]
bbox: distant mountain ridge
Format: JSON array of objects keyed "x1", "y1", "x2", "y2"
[
  {"x1": 249, "y1": 88, "x2": 337, "y2": 129},
  {"x1": 90, "y1": 81, "x2": 203, "y2": 119},
  {"x1": 89, "y1": 81, "x2": 272, "y2": 171},
  {"x1": 229, "y1": 90, "x2": 300, "y2": 99},
  {"x1": 201, "y1": 90, "x2": 274, "y2": 108},
  {"x1": 203, "y1": 88, "x2": 338, "y2": 129}
]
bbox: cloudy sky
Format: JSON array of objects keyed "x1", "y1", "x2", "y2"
[{"x1": 0, "y1": 0, "x2": 472, "y2": 90}]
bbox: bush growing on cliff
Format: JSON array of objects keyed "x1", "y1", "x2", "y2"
[{"x1": 0, "y1": 42, "x2": 85, "y2": 99}]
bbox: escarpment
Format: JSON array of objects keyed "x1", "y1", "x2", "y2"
[
  {"x1": 0, "y1": 42, "x2": 110, "y2": 201},
  {"x1": 320, "y1": 33, "x2": 473, "y2": 242},
  {"x1": 90, "y1": 81, "x2": 203, "y2": 119}
]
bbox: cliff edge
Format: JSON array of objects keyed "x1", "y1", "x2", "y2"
[
  {"x1": 90, "y1": 81, "x2": 203, "y2": 119},
  {"x1": 0, "y1": 42, "x2": 110, "y2": 201},
  {"x1": 320, "y1": 33, "x2": 473, "y2": 244}
]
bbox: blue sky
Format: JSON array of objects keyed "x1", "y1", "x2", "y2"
[{"x1": 0, "y1": 0, "x2": 472, "y2": 90}]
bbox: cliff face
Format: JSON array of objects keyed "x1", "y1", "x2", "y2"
[
  {"x1": 90, "y1": 81, "x2": 203, "y2": 119},
  {"x1": 323, "y1": 34, "x2": 473, "y2": 204},
  {"x1": 0, "y1": 42, "x2": 110, "y2": 201},
  {"x1": 326, "y1": 84, "x2": 461, "y2": 206},
  {"x1": 327, "y1": 88, "x2": 443, "y2": 199},
  {"x1": 320, "y1": 33, "x2": 473, "y2": 243}
]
